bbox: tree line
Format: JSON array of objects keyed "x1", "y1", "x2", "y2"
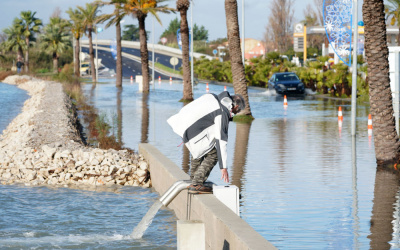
[{"x1": 0, "y1": 0, "x2": 252, "y2": 117}]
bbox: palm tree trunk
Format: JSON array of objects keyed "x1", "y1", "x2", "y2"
[
  {"x1": 398, "y1": 27, "x2": 400, "y2": 46},
  {"x1": 25, "y1": 37, "x2": 29, "y2": 72},
  {"x1": 88, "y1": 26, "x2": 96, "y2": 82},
  {"x1": 224, "y1": 0, "x2": 253, "y2": 117},
  {"x1": 53, "y1": 52, "x2": 58, "y2": 73},
  {"x1": 18, "y1": 48, "x2": 23, "y2": 66},
  {"x1": 368, "y1": 169, "x2": 399, "y2": 250},
  {"x1": 178, "y1": 0, "x2": 193, "y2": 102},
  {"x1": 116, "y1": 14, "x2": 123, "y2": 87},
  {"x1": 117, "y1": 87, "x2": 122, "y2": 143},
  {"x1": 231, "y1": 122, "x2": 252, "y2": 192},
  {"x1": 141, "y1": 92, "x2": 149, "y2": 143},
  {"x1": 138, "y1": 13, "x2": 150, "y2": 93},
  {"x1": 363, "y1": 0, "x2": 400, "y2": 166},
  {"x1": 75, "y1": 38, "x2": 81, "y2": 77}
]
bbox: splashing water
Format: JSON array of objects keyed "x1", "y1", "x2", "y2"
[
  {"x1": 305, "y1": 88, "x2": 316, "y2": 95},
  {"x1": 130, "y1": 200, "x2": 163, "y2": 239}
]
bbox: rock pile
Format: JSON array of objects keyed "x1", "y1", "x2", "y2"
[{"x1": 0, "y1": 75, "x2": 151, "y2": 188}]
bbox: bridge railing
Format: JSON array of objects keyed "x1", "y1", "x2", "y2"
[{"x1": 81, "y1": 39, "x2": 213, "y2": 60}]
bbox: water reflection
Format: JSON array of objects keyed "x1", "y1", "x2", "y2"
[
  {"x1": 82, "y1": 81, "x2": 400, "y2": 249},
  {"x1": 141, "y1": 93, "x2": 149, "y2": 143},
  {"x1": 368, "y1": 169, "x2": 400, "y2": 250},
  {"x1": 181, "y1": 145, "x2": 190, "y2": 174},
  {"x1": 231, "y1": 122, "x2": 252, "y2": 192},
  {"x1": 351, "y1": 136, "x2": 360, "y2": 250},
  {"x1": 117, "y1": 87, "x2": 122, "y2": 143},
  {"x1": 90, "y1": 83, "x2": 96, "y2": 100},
  {"x1": 180, "y1": 102, "x2": 191, "y2": 173}
]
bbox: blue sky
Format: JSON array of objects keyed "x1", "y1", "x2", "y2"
[{"x1": 0, "y1": 0, "x2": 357, "y2": 42}]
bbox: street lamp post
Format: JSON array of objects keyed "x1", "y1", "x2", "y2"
[
  {"x1": 152, "y1": 16, "x2": 155, "y2": 90},
  {"x1": 95, "y1": 27, "x2": 103, "y2": 83},
  {"x1": 190, "y1": 0, "x2": 194, "y2": 91},
  {"x1": 217, "y1": 46, "x2": 225, "y2": 62},
  {"x1": 242, "y1": 0, "x2": 245, "y2": 65},
  {"x1": 351, "y1": 0, "x2": 358, "y2": 137}
]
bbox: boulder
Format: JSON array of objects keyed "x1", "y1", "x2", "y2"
[{"x1": 42, "y1": 145, "x2": 56, "y2": 158}]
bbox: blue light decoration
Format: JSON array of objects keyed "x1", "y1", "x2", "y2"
[
  {"x1": 323, "y1": 0, "x2": 353, "y2": 66},
  {"x1": 110, "y1": 39, "x2": 117, "y2": 60},
  {"x1": 176, "y1": 28, "x2": 191, "y2": 51}
]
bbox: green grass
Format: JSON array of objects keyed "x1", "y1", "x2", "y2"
[
  {"x1": 154, "y1": 62, "x2": 181, "y2": 75},
  {"x1": 233, "y1": 114, "x2": 254, "y2": 123}
]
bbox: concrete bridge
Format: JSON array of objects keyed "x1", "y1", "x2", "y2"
[{"x1": 80, "y1": 40, "x2": 213, "y2": 80}]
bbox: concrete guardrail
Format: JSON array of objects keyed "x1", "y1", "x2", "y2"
[{"x1": 139, "y1": 143, "x2": 277, "y2": 250}]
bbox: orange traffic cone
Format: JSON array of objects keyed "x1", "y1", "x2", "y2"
[
  {"x1": 368, "y1": 114, "x2": 373, "y2": 141},
  {"x1": 158, "y1": 76, "x2": 161, "y2": 82},
  {"x1": 206, "y1": 83, "x2": 209, "y2": 93},
  {"x1": 368, "y1": 114, "x2": 373, "y2": 130},
  {"x1": 283, "y1": 95, "x2": 288, "y2": 107},
  {"x1": 338, "y1": 107, "x2": 343, "y2": 121},
  {"x1": 224, "y1": 85, "x2": 227, "y2": 91},
  {"x1": 130, "y1": 75, "x2": 133, "y2": 82}
]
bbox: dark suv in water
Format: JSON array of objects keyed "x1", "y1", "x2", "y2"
[{"x1": 268, "y1": 72, "x2": 305, "y2": 95}]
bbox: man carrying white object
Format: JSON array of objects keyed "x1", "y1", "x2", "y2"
[{"x1": 167, "y1": 91, "x2": 245, "y2": 194}]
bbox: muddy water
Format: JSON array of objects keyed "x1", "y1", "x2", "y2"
[{"x1": 83, "y1": 80, "x2": 400, "y2": 249}]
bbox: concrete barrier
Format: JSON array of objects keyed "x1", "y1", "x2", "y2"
[{"x1": 139, "y1": 143, "x2": 277, "y2": 250}]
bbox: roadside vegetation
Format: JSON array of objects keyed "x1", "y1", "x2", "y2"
[
  {"x1": 52, "y1": 63, "x2": 125, "y2": 150},
  {"x1": 192, "y1": 53, "x2": 369, "y2": 101}
]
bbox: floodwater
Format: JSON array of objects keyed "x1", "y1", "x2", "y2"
[
  {"x1": 0, "y1": 83, "x2": 28, "y2": 132},
  {"x1": 82, "y1": 79, "x2": 400, "y2": 250},
  {"x1": 0, "y1": 185, "x2": 176, "y2": 249},
  {"x1": 0, "y1": 82, "x2": 176, "y2": 249}
]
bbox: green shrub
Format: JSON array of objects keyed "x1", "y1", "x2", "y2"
[{"x1": 193, "y1": 53, "x2": 369, "y2": 99}]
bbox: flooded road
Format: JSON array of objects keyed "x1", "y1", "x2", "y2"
[{"x1": 83, "y1": 80, "x2": 400, "y2": 249}]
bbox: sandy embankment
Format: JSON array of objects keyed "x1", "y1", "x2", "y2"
[{"x1": 0, "y1": 75, "x2": 151, "y2": 188}]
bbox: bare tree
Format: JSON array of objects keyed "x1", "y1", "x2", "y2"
[
  {"x1": 302, "y1": 1, "x2": 324, "y2": 49},
  {"x1": 51, "y1": 7, "x2": 62, "y2": 19},
  {"x1": 312, "y1": 0, "x2": 323, "y2": 25},
  {"x1": 263, "y1": 0, "x2": 294, "y2": 53},
  {"x1": 263, "y1": 25, "x2": 277, "y2": 52}
]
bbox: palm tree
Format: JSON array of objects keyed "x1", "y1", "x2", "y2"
[
  {"x1": 177, "y1": 0, "x2": 193, "y2": 102},
  {"x1": 224, "y1": 0, "x2": 253, "y2": 118},
  {"x1": 2, "y1": 19, "x2": 27, "y2": 63},
  {"x1": 385, "y1": 0, "x2": 400, "y2": 46},
  {"x1": 78, "y1": 3, "x2": 101, "y2": 82},
  {"x1": 363, "y1": 0, "x2": 400, "y2": 166},
  {"x1": 97, "y1": 1, "x2": 126, "y2": 87},
  {"x1": 67, "y1": 8, "x2": 85, "y2": 77},
  {"x1": 121, "y1": 0, "x2": 175, "y2": 93},
  {"x1": 40, "y1": 17, "x2": 71, "y2": 73},
  {"x1": 122, "y1": 24, "x2": 142, "y2": 41},
  {"x1": 17, "y1": 11, "x2": 42, "y2": 73}
]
